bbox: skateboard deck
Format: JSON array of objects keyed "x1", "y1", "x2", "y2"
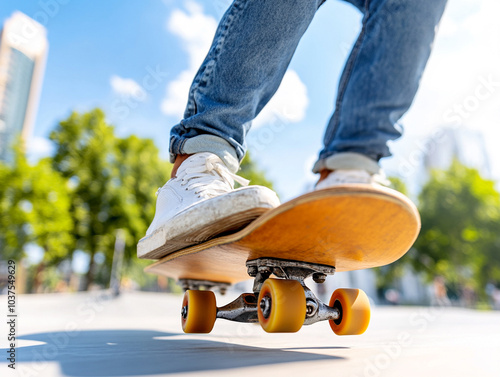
[{"x1": 144, "y1": 185, "x2": 420, "y2": 284}]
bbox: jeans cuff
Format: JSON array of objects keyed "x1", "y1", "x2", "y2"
[
  {"x1": 169, "y1": 134, "x2": 240, "y2": 173},
  {"x1": 312, "y1": 152, "x2": 381, "y2": 174}
]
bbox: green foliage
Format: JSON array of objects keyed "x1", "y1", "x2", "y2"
[
  {"x1": 373, "y1": 176, "x2": 409, "y2": 289},
  {"x1": 28, "y1": 158, "x2": 73, "y2": 262},
  {"x1": 49, "y1": 109, "x2": 171, "y2": 289},
  {"x1": 374, "y1": 262, "x2": 407, "y2": 291},
  {"x1": 388, "y1": 176, "x2": 408, "y2": 196},
  {"x1": 114, "y1": 135, "x2": 171, "y2": 265},
  {"x1": 50, "y1": 109, "x2": 118, "y2": 287},
  {"x1": 237, "y1": 152, "x2": 275, "y2": 192},
  {"x1": 411, "y1": 160, "x2": 500, "y2": 292},
  {"x1": 0, "y1": 151, "x2": 30, "y2": 258},
  {"x1": 2, "y1": 109, "x2": 276, "y2": 292},
  {"x1": 0, "y1": 148, "x2": 73, "y2": 262}
]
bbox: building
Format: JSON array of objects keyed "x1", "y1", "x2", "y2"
[
  {"x1": 422, "y1": 126, "x2": 491, "y2": 179},
  {"x1": 0, "y1": 12, "x2": 48, "y2": 163}
]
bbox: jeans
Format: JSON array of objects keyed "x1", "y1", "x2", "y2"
[{"x1": 170, "y1": 0, "x2": 448, "y2": 174}]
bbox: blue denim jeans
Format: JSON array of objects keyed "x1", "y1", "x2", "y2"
[{"x1": 170, "y1": 0, "x2": 448, "y2": 174}]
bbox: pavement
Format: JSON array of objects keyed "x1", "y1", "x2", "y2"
[{"x1": 1, "y1": 290, "x2": 500, "y2": 377}]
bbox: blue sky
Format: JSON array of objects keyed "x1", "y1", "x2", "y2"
[{"x1": 1, "y1": 0, "x2": 499, "y2": 201}]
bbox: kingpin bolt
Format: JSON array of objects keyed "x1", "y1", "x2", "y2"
[
  {"x1": 247, "y1": 266, "x2": 258, "y2": 277},
  {"x1": 312, "y1": 273, "x2": 327, "y2": 284}
]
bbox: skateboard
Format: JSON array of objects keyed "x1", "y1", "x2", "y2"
[{"x1": 143, "y1": 185, "x2": 420, "y2": 335}]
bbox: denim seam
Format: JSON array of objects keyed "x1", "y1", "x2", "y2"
[
  {"x1": 323, "y1": 2, "x2": 370, "y2": 148},
  {"x1": 179, "y1": 137, "x2": 187, "y2": 154},
  {"x1": 185, "y1": 5, "x2": 234, "y2": 116},
  {"x1": 170, "y1": 135, "x2": 175, "y2": 153}
]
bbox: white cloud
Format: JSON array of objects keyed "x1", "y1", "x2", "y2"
[
  {"x1": 161, "y1": 1, "x2": 309, "y2": 128},
  {"x1": 110, "y1": 75, "x2": 146, "y2": 100},
  {"x1": 253, "y1": 70, "x2": 309, "y2": 128},
  {"x1": 397, "y1": 0, "x2": 500, "y2": 180},
  {"x1": 161, "y1": 1, "x2": 217, "y2": 118},
  {"x1": 406, "y1": 0, "x2": 500, "y2": 125},
  {"x1": 161, "y1": 70, "x2": 196, "y2": 118}
]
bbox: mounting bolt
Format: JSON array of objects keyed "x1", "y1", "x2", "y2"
[
  {"x1": 312, "y1": 273, "x2": 327, "y2": 284},
  {"x1": 260, "y1": 296, "x2": 272, "y2": 319},
  {"x1": 219, "y1": 287, "x2": 227, "y2": 296},
  {"x1": 247, "y1": 266, "x2": 258, "y2": 277},
  {"x1": 258, "y1": 266, "x2": 272, "y2": 275},
  {"x1": 181, "y1": 306, "x2": 188, "y2": 319},
  {"x1": 306, "y1": 298, "x2": 318, "y2": 317}
]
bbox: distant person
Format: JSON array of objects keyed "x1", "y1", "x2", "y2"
[
  {"x1": 139, "y1": 0, "x2": 448, "y2": 253},
  {"x1": 432, "y1": 276, "x2": 451, "y2": 306}
]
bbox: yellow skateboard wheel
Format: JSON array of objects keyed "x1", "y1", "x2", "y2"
[
  {"x1": 257, "y1": 278, "x2": 306, "y2": 333},
  {"x1": 329, "y1": 288, "x2": 370, "y2": 335},
  {"x1": 181, "y1": 290, "x2": 217, "y2": 333}
]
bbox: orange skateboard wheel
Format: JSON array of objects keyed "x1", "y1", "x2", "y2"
[
  {"x1": 257, "y1": 278, "x2": 306, "y2": 333},
  {"x1": 181, "y1": 290, "x2": 217, "y2": 333},
  {"x1": 329, "y1": 288, "x2": 370, "y2": 335}
]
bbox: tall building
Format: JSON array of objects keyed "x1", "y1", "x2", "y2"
[
  {"x1": 0, "y1": 12, "x2": 48, "y2": 163},
  {"x1": 422, "y1": 126, "x2": 492, "y2": 179}
]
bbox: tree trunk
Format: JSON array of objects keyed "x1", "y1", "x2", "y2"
[
  {"x1": 84, "y1": 249, "x2": 96, "y2": 291},
  {"x1": 32, "y1": 261, "x2": 45, "y2": 293}
]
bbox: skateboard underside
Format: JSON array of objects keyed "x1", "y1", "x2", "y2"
[{"x1": 144, "y1": 185, "x2": 420, "y2": 285}]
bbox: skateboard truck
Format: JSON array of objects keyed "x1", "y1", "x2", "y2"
[
  {"x1": 179, "y1": 258, "x2": 370, "y2": 335},
  {"x1": 205, "y1": 258, "x2": 339, "y2": 327},
  {"x1": 216, "y1": 293, "x2": 259, "y2": 323},
  {"x1": 214, "y1": 258, "x2": 338, "y2": 325},
  {"x1": 178, "y1": 279, "x2": 230, "y2": 295},
  {"x1": 246, "y1": 258, "x2": 340, "y2": 326},
  {"x1": 245, "y1": 258, "x2": 335, "y2": 293},
  {"x1": 178, "y1": 257, "x2": 371, "y2": 334}
]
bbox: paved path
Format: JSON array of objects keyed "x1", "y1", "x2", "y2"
[{"x1": 1, "y1": 291, "x2": 499, "y2": 377}]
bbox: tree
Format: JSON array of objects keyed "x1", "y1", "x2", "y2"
[
  {"x1": 373, "y1": 176, "x2": 410, "y2": 291},
  {"x1": 112, "y1": 135, "x2": 171, "y2": 268},
  {"x1": 49, "y1": 109, "x2": 171, "y2": 289},
  {"x1": 26, "y1": 158, "x2": 74, "y2": 263},
  {"x1": 50, "y1": 109, "x2": 118, "y2": 289},
  {"x1": 388, "y1": 176, "x2": 409, "y2": 196},
  {"x1": 0, "y1": 151, "x2": 30, "y2": 259},
  {"x1": 411, "y1": 160, "x2": 500, "y2": 293},
  {"x1": 0, "y1": 148, "x2": 73, "y2": 267}
]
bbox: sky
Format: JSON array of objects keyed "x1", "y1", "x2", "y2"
[{"x1": 1, "y1": 0, "x2": 499, "y2": 201}]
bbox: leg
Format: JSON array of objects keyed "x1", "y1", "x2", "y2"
[
  {"x1": 143, "y1": 1, "x2": 331, "y2": 256},
  {"x1": 170, "y1": 0, "x2": 325, "y2": 173},
  {"x1": 314, "y1": 0, "x2": 448, "y2": 175}
]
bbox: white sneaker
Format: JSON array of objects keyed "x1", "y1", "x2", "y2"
[
  {"x1": 137, "y1": 152, "x2": 280, "y2": 259},
  {"x1": 314, "y1": 169, "x2": 389, "y2": 190}
]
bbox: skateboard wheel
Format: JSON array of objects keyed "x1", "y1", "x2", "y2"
[
  {"x1": 257, "y1": 279, "x2": 306, "y2": 333},
  {"x1": 329, "y1": 288, "x2": 370, "y2": 335},
  {"x1": 181, "y1": 290, "x2": 217, "y2": 333}
]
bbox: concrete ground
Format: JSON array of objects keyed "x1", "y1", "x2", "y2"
[{"x1": 1, "y1": 291, "x2": 499, "y2": 377}]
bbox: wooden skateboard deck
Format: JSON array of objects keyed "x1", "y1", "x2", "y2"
[{"x1": 145, "y1": 185, "x2": 420, "y2": 284}]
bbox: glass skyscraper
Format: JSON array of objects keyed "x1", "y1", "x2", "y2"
[{"x1": 0, "y1": 12, "x2": 48, "y2": 163}]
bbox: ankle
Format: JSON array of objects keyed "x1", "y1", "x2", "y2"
[
  {"x1": 171, "y1": 154, "x2": 192, "y2": 178},
  {"x1": 316, "y1": 169, "x2": 333, "y2": 185}
]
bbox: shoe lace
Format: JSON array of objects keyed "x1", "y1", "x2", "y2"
[{"x1": 173, "y1": 154, "x2": 249, "y2": 199}]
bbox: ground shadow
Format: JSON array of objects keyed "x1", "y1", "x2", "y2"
[{"x1": 1, "y1": 329, "x2": 344, "y2": 376}]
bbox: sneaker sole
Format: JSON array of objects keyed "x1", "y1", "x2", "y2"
[{"x1": 137, "y1": 186, "x2": 279, "y2": 259}]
